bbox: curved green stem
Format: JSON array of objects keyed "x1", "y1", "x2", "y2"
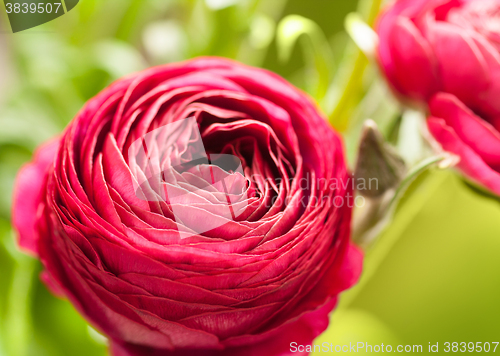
[
  {"x1": 390, "y1": 155, "x2": 446, "y2": 207},
  {"x1": 327, "y1": 0, "x2": 383, "y2": 131}
]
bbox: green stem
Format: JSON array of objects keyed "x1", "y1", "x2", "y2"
[
  {"x1": 328, "y1": 51, "x2": 367, "y2": 131},
  {"x1": 358, "y1": 0, "x2": 384, "y2": 25},
  {"x1": 327, "y1": 0, "x2": 383, "y2": 131},
  {"x1": 3, "y1": 259, "x2": 36, "y2": 356},
  {"x1": 390, "y1": 155, "x2": 446, "y2": 207}
]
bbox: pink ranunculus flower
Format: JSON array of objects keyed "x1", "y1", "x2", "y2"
[
  {"x1": 376, "y1": 0, "x2": 500, "y2": 196},
  {"x1": 12, "y1": 57, "x2": 362, "y2": 356},
  {"x1": 428, "y1": 93, "x2": 500, "y2": 196}
]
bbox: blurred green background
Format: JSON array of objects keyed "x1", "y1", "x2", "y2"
[{"x1": 0, "y1": 0, "x2": 499, "y2": 355}]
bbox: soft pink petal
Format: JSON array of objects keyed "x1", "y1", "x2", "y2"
[{"x1": 12, "y1": 138, "x2": 60, "y2": 255}]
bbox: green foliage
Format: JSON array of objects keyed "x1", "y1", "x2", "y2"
[
  {"x1": 276, "y1": 14, "x2": 335, "y2": 100},
  {"x1": 331, "y1": 171, "x2": 500, "y2": 354},
  {"x1": 0, "y1": 0, "x2": 499, "y2": 355}
]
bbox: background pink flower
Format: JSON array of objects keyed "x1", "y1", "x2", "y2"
[{"x1": 376, "y1": 0, "x2": 500, "y2": 195}]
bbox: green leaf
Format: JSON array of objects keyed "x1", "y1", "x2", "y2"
[
  {"x1": 342, "y1": 169, "x2": 451, "y2": 309},
  {"x1": 29, "y1": 280, "x2": 108, "y2": 356},
  {"x1": 0, "y1": 221, "x2": 14, "y2": 356},
  {"x1": 326, "y1": 0, "x2": 383, "y2": 131},
  {"x1": 248, "y1": 14, "x2": 275, "y2": 50},
  {"x1": 396, "y1": 110, "x2": 428, "y2": 167},
  {"x1": 276, "y1": 15, "x2": 335, "y2": 100},
  {"x1": 0, "y1": 227, "x2": 36, "y2": 356},
  {"x1": 342, "y1": 77, "x2": 401, "y2": 167},
  {"x1": 345, "y1": 12, "x2": 378, "y2": 59},
  {"x1": 0, "y1": 145, "x2": 33, "y2": 217},
  {"x1": 142, "y1": 21, "x2": 188, "y2": 64},
  {"x1": 92, "y1": 40, "x2": 147, "y2": 79},
  {"x1": 3, "y1": 260, "x2": 36, "y2": 356},
  {"x1": 354, "y1": 120, "x2": 407, "y2": 198}
]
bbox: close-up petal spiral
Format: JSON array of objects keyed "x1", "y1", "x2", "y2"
[{"x1": 11, "y1": 57, "x2": 362, "y2": 356}]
